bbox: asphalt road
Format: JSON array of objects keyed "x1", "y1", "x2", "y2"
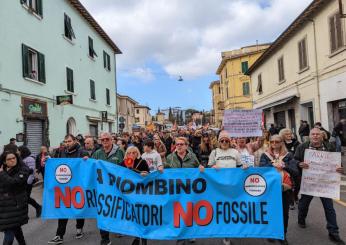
[{"x1": 1, "y1": 185, "x2": 346, "y2": 245}]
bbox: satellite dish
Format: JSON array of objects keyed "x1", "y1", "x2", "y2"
[{"x1": 178, "y1": 76, "x2": 184, "y2": 82}]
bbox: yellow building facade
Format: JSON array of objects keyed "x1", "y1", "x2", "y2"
[
  {"x1": 209, "y1": 80, "x2": 223, "y2": 127},
  {"x1": 216, "y1": 44, "x2": 270, "y2": 110}
]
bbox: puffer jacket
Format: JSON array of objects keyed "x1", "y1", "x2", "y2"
[
  {"x1": 22, "y1": 154, "x2": 36, "y2": 185},
  {"x1": 165, "y1": 150, "x2": 200, "y2": 169},
  {"x1": 0, "y1": 163, "x2": 30, "y2": 231},
  {"x1": 92, "y1": 144, "x2": 124, "y2": 164}
]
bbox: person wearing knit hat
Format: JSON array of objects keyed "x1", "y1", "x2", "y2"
[{"x1": 218, "y1": 130, "x2": 230, "y2": 142}]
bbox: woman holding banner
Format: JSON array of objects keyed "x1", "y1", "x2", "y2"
[
  {"x1": 259, "y1": 135, "x2": 299, "y2": 245},
  {"x1": 120, "y1": 146, "x2": 149, "y2": 245},
  {"x1": 0, "y1": 151, "x2": 30, "y2": 245}
]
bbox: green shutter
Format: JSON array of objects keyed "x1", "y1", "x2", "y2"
[
  {"x1": 38, "y1": 52, "x2": 46, "y2": 83},
  {"x1": 36, "y1": 0, "x2": 42, "y2": 17},
  {"x1": 241, "y1": 61, "x2": 248, "y2": 73},
  {"x1": 66, "y1": 68, "x2": 74, "y2": 92},
  {"x1": 20, "y1": 0, "x2": 27, "y2": 4},
  {"x1": 107, "y1": 54, "x2": 111, "y2": 71},
  {"x1": 22, "y1": 44, "x2": 29, "y2": 78},
  {"x1": 103, "y1": 51, "x2": 106, "y2": 68}
]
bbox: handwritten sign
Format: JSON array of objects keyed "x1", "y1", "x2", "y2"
[
  {"x1": 300, "y1": 149, "x2": 341, "y2": 199},
  {"x1": 223, "y1": 109, "x2": 263, "y2": 137},
  {"x1": 241, "y1": 154, "x2": 255, "y2": 167}
]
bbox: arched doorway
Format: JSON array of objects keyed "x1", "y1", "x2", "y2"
[{"x1": 66, "y1": 117, "x2": 77, "y2": 136}]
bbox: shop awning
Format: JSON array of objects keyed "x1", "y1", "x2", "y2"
[{"x1": 258, "y1": 96, "x2": 296, "y2": 110}]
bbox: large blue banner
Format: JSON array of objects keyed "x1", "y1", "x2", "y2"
[{"x1": 43, "y1": 158, "x2": 284, "y2": 240}]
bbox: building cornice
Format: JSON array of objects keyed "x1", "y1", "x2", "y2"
[{"x1": 67, "y1": 0, "x2": 122, "y2": 54}]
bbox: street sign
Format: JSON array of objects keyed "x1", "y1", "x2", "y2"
[
  {"x1": 101, "y1": 111, "x2": 108, "y2": 122},
  {"x1": 119, "y1": 116, "x2": 125, "y2": 123},
  {"x1": 57, "y1": 95, "x2": 73, "y2": 105}
]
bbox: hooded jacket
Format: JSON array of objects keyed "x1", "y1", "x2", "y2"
[{"x1": 0, "y1": 163, "x2": 30, "y2": 231}]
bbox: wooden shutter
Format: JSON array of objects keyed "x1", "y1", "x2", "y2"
[
  {"x1": 89, "y1": 37, "x2": 93, "y2": 57},
  {"x1": 36, "y1": 0, "x2": 42, "y2": 17},
  {"x1": 107, "y1": 54, "x2": 111, "y2": 71},
  {"x1": 38, "y1": 52, "x2": 45, "y2": 83},
  {"x1": 66, "y1": 67, "x2": 74, "y2": 92},
  {"x1": 20, "y1": 0, "x2": 27, "y2": 4},
  {"x1": 302, "y1": 38, "x2": 307, "y2": 69},
  {"x1": 106, "y1": 88, "x2": 110, "y2": 105},
  {"x1": 257, "y1": 74, "x2": 262, "y2": 93},
  {"x1": 22, "y1": 44, "x2": 29, "y2": 78},
  {"x1": 336, "y1": 14, "x2": 344, "y2": 49},
  {"x1": 278, "y1": 57, "x2": 284, "y2": 81},
  {"x1": 90, "y1": 80, "x2": 95, "y2": 100},
  {"x1": 330, "y1": 15, "x2": 337, "y2": 53},
  {"x1": 103, "y1": 51, "x2": 106, "y2": 68}
]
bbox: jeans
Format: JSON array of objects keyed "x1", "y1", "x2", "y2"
[
  {"x1": 298, "y1": 194, "x2": 339, "y2": 234},
  {"x1": 3, "y1": 226, "x2": 26, "y2": 245},
  {"x1": 56, "y1": 219, "x2": 85, "y2": 238}
]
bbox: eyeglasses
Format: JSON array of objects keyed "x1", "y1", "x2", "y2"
[
  {"x1": 100, "y1": 138, "x2": 111, "y2": 142},
  {"x1": 6, "y1": 157, "x2": 16, "y2": 161},
  {"x1": 176, "y1": 143, "x2": 186, "y2": 146},
  {"x1": 220, "y1": 140, "x2": 230, "y2": 143}
]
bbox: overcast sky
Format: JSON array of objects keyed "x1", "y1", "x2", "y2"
[{"x1": 80, "y1": 0, "x2": 312, "y2": 113}]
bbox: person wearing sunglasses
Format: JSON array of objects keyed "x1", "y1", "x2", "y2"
[
  {"x1": 91, "y1": 132, "x2": 125, "y2": 245},
  {"x1": 259, "y1": 135, "x2": 299, "y2": 245},
  {"x1": 207, "y1": 131, "x2": 246, "y2": 245},
  {"x1": 198, "y1": 133, "x2": 213, "y2": 167},
  {"x1": 0, "y1": 151, "x2": 30, "y2": 245}
]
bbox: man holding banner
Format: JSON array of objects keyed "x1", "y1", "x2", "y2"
[
  {"x1": 295, "y1": 128, "x2": 345, "y2": 245},
  {"x1": 92, "y1": 132, "x2": 124, "y2": 245},
  {"x1": 48, "y1": 134, "x2": 88, "y2": 245}
]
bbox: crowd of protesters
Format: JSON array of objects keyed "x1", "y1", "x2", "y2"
[{"x1": 0, "y1": 119, "x2": 345, "y2": 245}]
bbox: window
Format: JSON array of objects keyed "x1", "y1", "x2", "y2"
[
  {"x1": 88, "y1": 37, "x2": 97, "y2": 58},
  {"x1": 241, "y1": 61, "x2": 248, "y2": 74},
  {"x1": 22, "y1": 44, "x2": 45, "y2": 83},
  {"x1": 218, "y1": 86, "x2": 221, "y2": 94},
  {"x1": 136, "y1": 109, "x2": 140, "y2": 114},
  {"x1": 103, "y1": 51, "x2": 111, "y2": 71},
  {"x1": 298, "y1": 38, "x2": 308, "y2": 70},
  {"x1": 243, "y1": 82, "x2": 250, "y2": 96},
  {"x1": 278, "y1": 56, "x2": 285, "y2": 82},
  {"x1": 226, "y1": 87, "x2": 229, "y2": 98},
  {"x1": 64, "y1": 13, "x2": 75, "y2": 40},
  {"x1": 66, "y1": 67, "x2": 74, "y2": 92},
  {"x1": 90, "y1": 80, "x2": 96, "y2": 100},
  {"x1": 21, "y1": 0, "x2": 43, "y2": 17},
  {"x1": 225, "y1": 67, "x2": 228, "y2": 78},
  {"x1": 257, "y1": 74, "x2": 263, "y2": 94},
  {"x1": 329, "y1": 13, "x2": 344, "y2": 53},
  {"x1": 106, "y1": 88, "x2": 110, "y2": 105}
]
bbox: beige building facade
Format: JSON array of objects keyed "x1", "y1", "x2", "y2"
[
  {"x1": 134, "y1": 105, "x2": 152, "y2": 128},
  {"x1": 116, "y1": 94, "x2": 138, "y2": 133},
  {"x1": 209, "y1": 80, "x2": 223, "y2": 127},
  {"x1": 248, "y1": 0, "x2": 346, "y2": 134},
  {"x1": 216, "y1": 44, "x2": 270, "y2": 110}
]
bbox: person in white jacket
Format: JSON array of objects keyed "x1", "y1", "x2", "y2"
[{"x1": 141, "y1": 140, "x2": 163, "y2": 173}]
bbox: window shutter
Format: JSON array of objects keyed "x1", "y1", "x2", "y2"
[
  {"x1": 103, "y1": 51, "x2": 106, "y2": 68},
  {"x1": 90, "y1": 80, "x2": 95, "y2": 100},
  {"x1": 38, "y1": 52, "x2": 46, "y2": 83},
  {"x1": 107, "y1": 54, "x2": 111, "y2": 71},
  {"x1": 330, "y1": 16, "x2": 337, "y2": 52},
  {"x1": 36, "y1": 0, "x2": 43, "y2": 17},
  {"x1": 302, "y1": 39, "x2": 307, "y2": 68},
  {"x1": 89, "y1": 37, "x2": 93, "y2": 57},
  {"x1": 336, "y1": 14, "x2": 344, "y2": 49},
  {"x1": 20, "y1": 0, "x2": 27, "y2": 4},
  {"x1": 106, "y1": 88, "x2": 110, "y2": 105},
  {"x1": 66, "y1": 68, "x2": 74, "y2": 92},
  {"x1": 22, "y1": 44, "x2": 29, "y2": 78},
  {"x1": 298, "y1": 41, "x2": 303, "y2": 70}
]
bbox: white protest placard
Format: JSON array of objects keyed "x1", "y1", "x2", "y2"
[
  {"x1": 300, "y1": 149, "x2": 341, "y2": 200},
  {"x1": 223, "y1": 109, "x2": 263, "y2": 137},
  {"x1": 240, "y1": 154, "x2": 255, "y2": 167}
]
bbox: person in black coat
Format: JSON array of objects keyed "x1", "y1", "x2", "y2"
[
  {"x1": 0, "y1": 151, "x2": 30, "y2": 245},
  {"x1": 197, "y1": 133, "x2": 213, "y2": 167},
  {"x1": 259, "y1": 135, "x2": 298, "y2": 245},
  {"x1": 120, "y1": 146, "x2": 149, "y2": 245}
]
